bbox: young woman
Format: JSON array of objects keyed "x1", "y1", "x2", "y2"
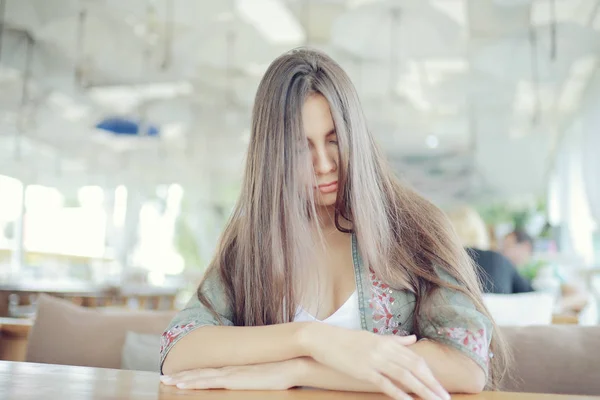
[{"x1": 159, "y1": 48, "x2": 508, "y2": 400}]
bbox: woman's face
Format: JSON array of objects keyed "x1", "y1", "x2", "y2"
[{"x1": 302, "y1": 94, "x2": 339, "y2": 207}]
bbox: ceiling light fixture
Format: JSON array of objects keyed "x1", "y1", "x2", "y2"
[
  {"x1": 236, "y1": 0, "x2": 305, "y2": 45},
  {"x1": 426, "y1": 134, "x2": 439, "y2": 149}
]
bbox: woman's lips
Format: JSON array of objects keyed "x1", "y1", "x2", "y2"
[{"x1": 317, "y1": 181, "x2": 338, "y2": 194}]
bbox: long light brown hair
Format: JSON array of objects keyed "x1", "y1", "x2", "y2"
[{"x1": 197, "y1": 48, "x2": 509, "y2": 389}]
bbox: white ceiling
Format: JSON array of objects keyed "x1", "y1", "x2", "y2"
[{"x1": 0, "y1": 0, "x2": 599, "y2": 205}]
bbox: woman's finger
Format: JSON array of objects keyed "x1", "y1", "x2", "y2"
[
  {"x1": 392, "y1": 349, "x2": 449, "y2": 400},
  {"x1": 164, "y1": 369, "x2": 210, "y2": 381},
  {"x1": 171, "y1": 372, "x2": 228, "y2": 387},
  {"x1": 394, "y1": 335, "x2": 417, "y2": 346},
  {"x1": 176, "y1": 377, "x2": 225, "y2": 390},
  {"x1": 368, "y1": 371, "x2": 413, "y2": 400},
  {"x1": 162, "y1": 368, "x2": 225, "y2": 385},
  {"x1": 384, "y1": 361, "x2": 442, "y2": 400}
]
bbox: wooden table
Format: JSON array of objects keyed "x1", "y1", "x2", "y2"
[
  {"x1": 0, "y1": 361, "x2": 598, "y2": 400},
  {"x1": 0, "y1": 318, "x2": 33, "y2": 361}
]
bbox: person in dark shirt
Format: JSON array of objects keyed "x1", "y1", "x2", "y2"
[
  {"x1": 501, "y1": 229, "x2": 535, "y2": 268},
  {"x1": 467, "y1": 247, "x2": 533, "y2": 294},
  {"x1": 446, "y1": 206, "x2": 534, "y2": 294}
]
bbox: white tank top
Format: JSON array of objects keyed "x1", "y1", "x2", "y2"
[{"x1": 293, "y1": 291, "x2": 362, "y2": 330}]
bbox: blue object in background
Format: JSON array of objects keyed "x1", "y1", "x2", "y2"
[{"x1": 96, "y1": 117, "x2": 160, "y2": 137}]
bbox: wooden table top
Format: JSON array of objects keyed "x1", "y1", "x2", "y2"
[
  {"x1": 0, "y1": 361, "x2": 598, "y2": 400},
  {"x1": 0, "y1": 317, "x2": 33, "y2": 337}
]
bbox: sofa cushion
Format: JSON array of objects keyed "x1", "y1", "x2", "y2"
[
  {"x1": 121, "y1": 331, "x2": 161, "y2": 372},
  {"x1": 500, "y1": 325, "x2": 600, "y2": 395},
  {"x1": 26, "y1": 294, "x2": 176, "y2": 369},
  {"x1": 483, "y1": 292, "x2": 554, "y2": 326}
]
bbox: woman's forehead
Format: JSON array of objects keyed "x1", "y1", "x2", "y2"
[{"x1": 302, "y1": 94, "x2": 335, "y2": 140}]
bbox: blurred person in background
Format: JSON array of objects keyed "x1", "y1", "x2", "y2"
[
  {"x1": 159, "y1": 49, "x2": 509, "y2": 399},
  {"x1": 501, "y1": 230, "x2": 535, "y2": 273},
  {"x1": 447, "y1": 207, "x2": 533, "y2": 295},
  {"x1": 501, "y1": 229, "x2": 589, "y2": 314}
]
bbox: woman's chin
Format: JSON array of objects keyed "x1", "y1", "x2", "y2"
[{"x1": 316, "y1": 193, "x2": 337, "y2": 207}]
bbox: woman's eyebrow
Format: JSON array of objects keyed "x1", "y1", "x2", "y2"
[{"x1": 305, "y1": 129, "x2": 336, "y2": 144}]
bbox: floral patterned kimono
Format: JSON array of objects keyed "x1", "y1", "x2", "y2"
[{"x1": 161, "y1": 234, "x2": 493, "y2": 379}]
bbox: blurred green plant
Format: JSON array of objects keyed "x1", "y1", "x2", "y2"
[
  {"x1": 174, "y1": 198, "x2": 204, "y2": 271},
  {"x1": 63, "y1": 196, "x2": 80, "y2": 208},
  {"x1": 519, "y1": 259, "x2": 548, "y2": 281},
  {"x1": 477, "y1": 197, "x2": 547, "y2": 229}
]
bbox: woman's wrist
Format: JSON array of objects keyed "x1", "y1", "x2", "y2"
[
  {"x1": 295, "y1": 322, "x2": 321, "y2": 358},
  {"x1": 289, "y1": 357, "x2": 311, "y2": 387}
]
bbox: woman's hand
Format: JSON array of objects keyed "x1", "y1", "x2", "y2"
[
  {"x1": 160, "y1": 358, "x2": 302, "y2": 391},
  {"x1": 299, "y1": 323, "x2": 450, "y2": 400}
]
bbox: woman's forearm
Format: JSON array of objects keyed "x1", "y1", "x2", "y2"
[
  {"x1": 162, "y1": 322, "x2": 314, "y2": 375},
  {"x1": 295, "y1": 357, "x2": 380, "y2": 392},
  {"x1": 410, "y1": 340, "x2": 486, "y2": 393},
  {"x1": 296, "y1": 341, "x2": 485, "y2": 395}
]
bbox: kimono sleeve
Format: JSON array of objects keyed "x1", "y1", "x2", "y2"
[
  {"x1": 418, "y1": 268, "x2": 493, "y2": 377},
  {"x1": 159, "y1": 270, "x2": 233, "y2": 372}
]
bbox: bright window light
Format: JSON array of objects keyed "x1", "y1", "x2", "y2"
[
  {"x1": 78, "y1": 186, "x2": 105, "y2": 208},
  {"x1": 0, "y1": 175, "x2": 24, "y2": 221},
  {"x1": 25, "y1": 185, "x2": 63, "y2": 211},
  {"x1": 113, "y1": 185, "x2": 128, "y2": 228}
]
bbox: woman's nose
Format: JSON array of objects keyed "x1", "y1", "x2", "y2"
[{"x1": 313, "y1": 148, "x2": 336, "y2": 175}]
